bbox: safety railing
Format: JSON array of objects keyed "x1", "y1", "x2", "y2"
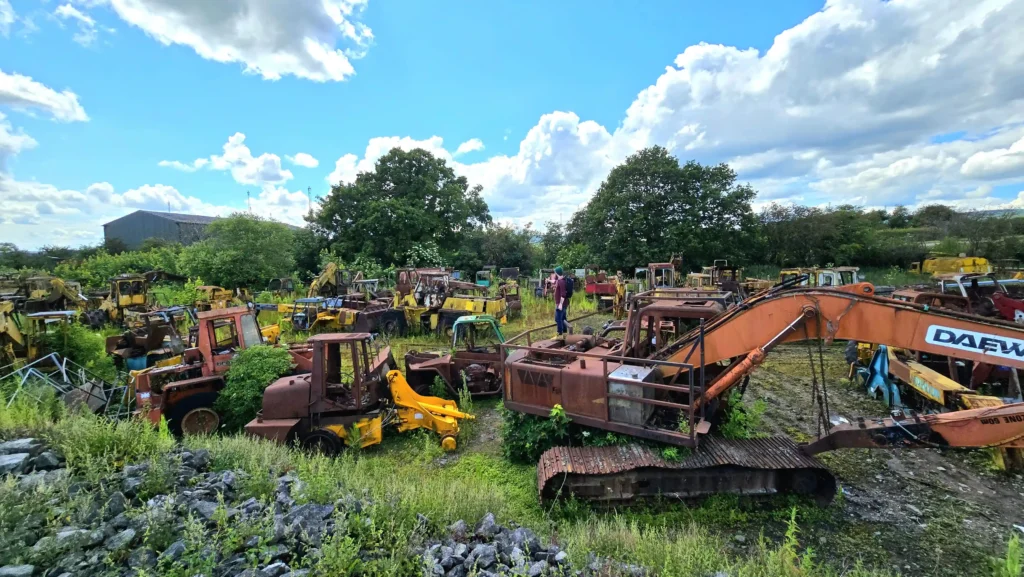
[{"x1": 501, "y1": 313, "x2": 706, "y2": 446}]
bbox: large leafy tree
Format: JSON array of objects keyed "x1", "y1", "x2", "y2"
[
  {"x1": 452, "y1": 224, "x2": 538, "y2": 273},
  {"x1": 568, "y1": 147, "x2": 757, "y2": 271},
  {"x1": 310, "y1": 148, "x2": 491, "y2": 266},
  {"x1": 178, "y1": 213, "x2": 295, "y2": 288}
]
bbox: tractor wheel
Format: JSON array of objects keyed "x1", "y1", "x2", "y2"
[
  {"x1": 299, "y1": 429, "x2": 343, "y2": 455},
  {"x1": 167, "y1": 392, "x2": 221, "y2": 436}
]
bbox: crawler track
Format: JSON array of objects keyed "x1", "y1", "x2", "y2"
[{"x1": 538, "y1": 436, "x2": 835, "y2": 505}]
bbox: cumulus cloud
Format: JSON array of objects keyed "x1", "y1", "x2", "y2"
[
  {"x1": 160, "y1": 133, "x2": 293, "y2": 186},
  {"x1": 286, "y1": 152, "x2": 319, "y2": 168},
  {"x1": 326, "y1": 135, "x2": 450, "y2": 185},
  {"x1": 0, "y1": 69, "x2": 89, "y2": 122},
  {"x1": 84, "y1": 0, "x2": 373, "y2": 81},
  {"x1": 454, "y1": 138, "x2": 484, "y2": 156},
  {"x1": 960, "y1": 136, "x2": 1024, "y2": 180}
]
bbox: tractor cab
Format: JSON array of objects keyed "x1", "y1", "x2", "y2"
[
  {"x1": 475, "y1": 270, "x2": 493, "y2": 288},
  {"x1": 452, "y1": 315, "x2": 505, "y2": 354},
  {"x1": 266, "y1": 278, "x2": 296, "y2": 298},
  {"x1": 648, "y1": 263, "x2": 677, "y2": 288},
  {"x1": 287, "y1": 297, "x2": 327, "y2": 332},
  {"x1": 404, "y1": 314, "x2": 505, "y2": 398}
]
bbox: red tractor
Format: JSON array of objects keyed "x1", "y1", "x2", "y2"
[{"x1": 133, "y1": 306, "x2": 313, "y2": 435}]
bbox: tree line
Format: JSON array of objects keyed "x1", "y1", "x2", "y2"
[{"x1": 4, "y1": 146, "x2": 1024, "y2": 289}]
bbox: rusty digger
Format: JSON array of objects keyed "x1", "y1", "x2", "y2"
[{"x1": 501, "y1": 280, "x2": 1024, "y2": 503}]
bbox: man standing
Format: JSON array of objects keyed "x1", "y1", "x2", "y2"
[{"x1": 553, "y1": 266, "x2": 567, "y2": 336}]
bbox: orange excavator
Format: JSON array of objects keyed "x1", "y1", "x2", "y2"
[{"x1": 501, "y1": 281, "x2": 1024, "y2": 503}]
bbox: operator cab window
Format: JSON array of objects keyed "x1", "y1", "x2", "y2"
[
  {"x1": 820, "y1": 274, "x2": 833, "y2": 286},
  {"x1": 239, "y1": 314, "x2": 263, "y2": 348},
  {"x1": 212, "y1": 320, "x2": 240, "y2": 352},
  {"x1": 324, "y1": 342, "x2": 355, "y2": 386}
]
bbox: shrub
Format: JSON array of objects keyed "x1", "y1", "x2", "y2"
[
  {"x1": 36, "y1": 323, "x2": 117, "y2": 382},
  {"x1": 500, "y1": 403, "x2": 571, "y2": 462},
  {"x1": 719, "y1": 390, "x2": 767, "y2": 440},
  {"x1": 215, "y1": 345, "x2": 294, "y2": 433}
]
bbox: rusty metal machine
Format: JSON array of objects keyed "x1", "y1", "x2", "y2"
[
  {"x1": 4, "y1": 275, "x2": 89, "y2": 315},
  {"x1": 245, "y1": 333, "x2": 473, "y2": 452},
  {"x1": 405, "y1": 315, "x2": 505, "y2": 398},
  {"x1": 133, "y1": 306, "x2": 308, "y2": 435},
  {"x1": 394, "y1": 271, "x2": 508, "y2": 336},
  {"x1": 502, "y1": 282, "x2": 1024, "y2": 503}
]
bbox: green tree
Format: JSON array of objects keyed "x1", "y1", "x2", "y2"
[
  {"x1": 177, "y1": 213, "x2": 295, "y2": 289},
  {"x1": 568, "y1": 147, "x2": 756, "y2": 271},
  {"x1": 912, "y1": 204, "x2": 956, "y2": 228},
  {"x1": 555, "y1": 243, "x2": 590, "y2": 270},
  {"x1": 888, "y1": 205, "x2": 912, "y2": 229},
  {"x1": 540, "y1": 221, "x2": 566, "y2": 268},
  {"x1": 103, "y1": 237, "x2": 129, "y2": 254},
  {"x1": 310, "y1": 148, "x2": 491, "y2": 266},
  {"x1": 452, "y1": 224, "x2": 538, "y2": 273},
  {"x1": 292, "y1": 226, "x2": 327, "y2": 282}
]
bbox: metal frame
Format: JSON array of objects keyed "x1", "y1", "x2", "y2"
[{"x1": 501, "y1": 312, "x2": 706, "y2": 447}]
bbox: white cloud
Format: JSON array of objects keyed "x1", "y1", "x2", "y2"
[
  {"x1": 85, "y1": 0, "x2": 373, "y2": 82},
  {"x1": 0, "y1": 69, "x2": 89, "y2": 122},
  {"x1": 157, "y1": 158, "x2": 209, "y2": 172},
  {"x1": 286, "y1": 152, "x2": 319, "y2": 168},
  {"x1": 327, "y1": 135, "x2": 450, "y2": 185},
  {"x1": 0, "y1": 0, "x2": 15, "y2": 37},
  {"x1": 161, "y1": 133, "x2": 293, "y2": 186},
  {"x1": 960, "y1": 136, "x2": 1024, "y2": 179},
  {"x1": 54, "y1": 3, "x2": 109, "y2": 46},
  {"x1": 454, "y1": 138, "x2": 484, "y2": 156}
]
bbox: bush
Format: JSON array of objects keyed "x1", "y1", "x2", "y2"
[
  {"x1": 500, "y1": 403, "x2": 570, "y2": 462},
  {"x1": 37, "y1": 322, "x2": 117, "y2": 382},
  {"x1": 719, "y1": 390, "x2": 767, "y2": 440},
  {"x1": 215, "y1": 345, "x2": 294, "y2": 432}
]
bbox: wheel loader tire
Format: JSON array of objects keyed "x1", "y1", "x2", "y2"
[
  {"x1": 299, "y1": 428, "x2": 343, "y2": 455},
  {"x1": 843, "y1": 340, "x2": 860, "y2": 366},
  {"x1": 379, "y1": 311, "x2": 407, "y2": 337},
  {"x1": 167, "y1": 392, "x2": 221, "y2": 437}
]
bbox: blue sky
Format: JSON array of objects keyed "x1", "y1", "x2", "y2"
[{"x1": 2, "y1": 0, "x2": 1024, "y2": 249}]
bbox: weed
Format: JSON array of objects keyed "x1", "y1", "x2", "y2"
[
  {"x1": 47, "y1": 413, "x2": 174, "y2": 476},
  {"x1": 457, "y1": 380, "x2": 475, "y2": 444},
  {"x1": 314, "y1": 515, "x2": 362, "y2": 575},
  {"x1": 719, "y1": 390, "x2": 767, "y2": 440},
  {"x1": 138, "y1": 456, "x2": 176, "y2": 501},
  {"x1": 500, "y1": 403, "x2": 571, "y2": 462},
  {"x1": 993, "y1": 534, "x2": 1023, "y2": 577},
  {"x1": 430, "y1": 375, "x2": 449, "y2": 399}
]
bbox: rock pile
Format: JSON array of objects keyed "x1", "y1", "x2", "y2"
[{"x1": 0, "y1": 437, "x2": 648, "y2": 577}]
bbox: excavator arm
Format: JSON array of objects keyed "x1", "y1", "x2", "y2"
[
  {"x1": 646, "y1": 283, "x2": 1024, "y2": 455},
  {"x1": 655, "y1": 283, "x2": 1024, "y2": 406}
]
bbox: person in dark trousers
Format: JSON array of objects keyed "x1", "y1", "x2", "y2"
[{"x1": 553, "y1": 266, "x2": 568, "y2": 336}]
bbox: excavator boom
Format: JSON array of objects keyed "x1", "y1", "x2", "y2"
[{"x1": 654, "y1": 283, "x2": 1024, "y2": 405}]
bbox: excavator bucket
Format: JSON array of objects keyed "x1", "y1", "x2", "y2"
[{"x1": 386, "y1": 370, "x2": 474, "y2": 451}]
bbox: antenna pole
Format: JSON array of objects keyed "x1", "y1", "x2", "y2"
[{"x1": 247, "y1": 190, "x2": 251, "y2": 212}]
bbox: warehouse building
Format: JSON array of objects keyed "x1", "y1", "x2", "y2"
[{"x1": 102, "y1": 210, "x2": 218, "y2": 250}]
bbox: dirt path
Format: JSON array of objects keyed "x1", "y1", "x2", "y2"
[{"x1": 749, "y1": 344, "x2": 1024, "y2": 576}]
